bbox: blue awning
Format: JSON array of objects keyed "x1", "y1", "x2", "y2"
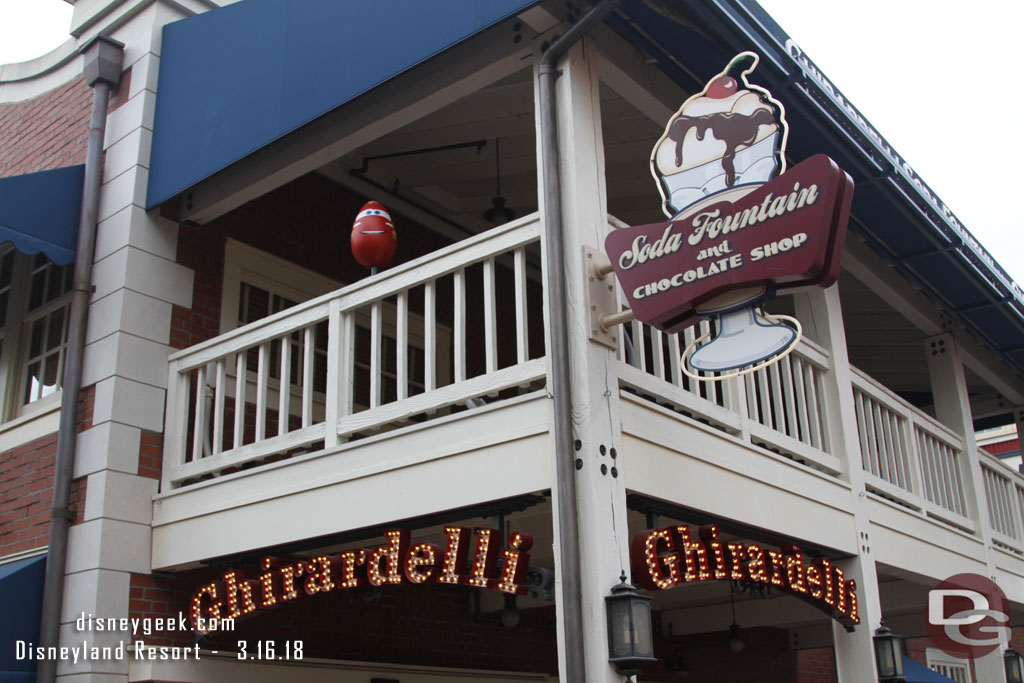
[
  {"x1": 0, "y1": 554, "x2": 47, "y2": 680},
  {"x1": 903, "y1": 656, "x2": 958, "y2": 683},
  {"x1": 146, "y1": 0, "x2": 537, "y2": 209},
  {"x1": 0, "y1": 166, "x2": 83, "y2": 266},
  {"x1": 902, "y1": 655, "x2": 959, "y2": 682}
]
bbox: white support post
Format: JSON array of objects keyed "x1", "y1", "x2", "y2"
[
  {"x1": 1015, "y1": 406, "x2": 1024, "y2": 472},
  {"x1": 801, "y1": 285, "x2": 885, "y2": 682},
  {"x1": 536, "y1": 38, "x2": 631, "y2": 683},
  {"x1": 925, "y1": 331, "x2": 1007, "y2": 682}
]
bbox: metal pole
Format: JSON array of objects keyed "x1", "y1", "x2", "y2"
[
  {"x1": 36, "y1": 35, "x2": 123, "y2": 683},
  {"x1": 537, "y1": 0, "x2": 621, "y2": 679}
]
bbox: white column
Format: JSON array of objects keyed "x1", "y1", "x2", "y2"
[
  {"x1": 60, "y1": 5, "x2": 196, "y2": 682},
  {"x1": 536, "y1": 38, "x2": 632, "y2": 682},
  {"x1": 925, "y1": 331, "x2": 1006, "y2": 682},
  {"x1": 799, "y1": 285, "x2": 884, "y2": 681}
]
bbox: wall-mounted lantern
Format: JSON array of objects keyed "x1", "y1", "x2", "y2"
[
  {"x1": 873, "y1": 622, "x2": 905, "y2": 681},
  {"x1": 1005, "y1": 647, "x2": 1024, "y2": 683},
  {"x1": 606, "y1": 574, "x2": 657, "y2": 677}
]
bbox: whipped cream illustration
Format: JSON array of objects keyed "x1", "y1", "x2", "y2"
[{"x1": 651, "y1": 52, "x2": 788, "y2": 216}]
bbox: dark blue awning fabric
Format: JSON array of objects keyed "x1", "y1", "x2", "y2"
[
  {"x1": 0, "y1": 166, "x2": 83, "y2": 266},
  {"x1": 903, "y1": 655, "x2": 958, "y2": 683},
  {"x1": 0, "y1": 554, "x2": 47, "y2": 680},
  {"x1": 146, "y1": 0, "x2": 537, "y2": 209}
]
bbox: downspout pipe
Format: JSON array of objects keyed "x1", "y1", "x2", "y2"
[
  {"x1": 537, "y1": 0, "x2": 621, "y2": 679},
  {"x1": 36, "y1": 35, "x2": 124, "y2": 683}
]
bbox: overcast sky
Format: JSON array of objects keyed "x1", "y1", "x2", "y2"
[{"x1": 2, "y1": 0, "x2": 1022, "y2": 286}]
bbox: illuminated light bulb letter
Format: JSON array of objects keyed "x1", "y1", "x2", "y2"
[
  {"x1": 726, "y1": 542, "x2": 748, "y2": 581},
  {"x1": 782, "y1": 545, "x2": 807, "y2": 594},
  {"x1": 279, "y1": 562, "x2": 305, "y2": 601},
  {"x1": 630, "y1": 528, "x2": 680, "y2": 590},
  {"x1": 845, "y1": 580, "x2": 860, "y2": 624},
  {"x1": 805, "y1": 563, "x2": 824, "y2": 599},
  {"x1": 223, "y1": 569, "x2": 257, "y2": 619},
  {"x1": 337, "y1": 549, "x2": 367, "y2": 589},
  {"x1": 700, "y1": 525, "x2": 729, "y2": 580},
  {"x1": 815, "y1": 559, "x2": 835, "y2": 607},
  {"x1": 834, "y1": 566, "x2": 847, "y2": 614},
  {"x1": 304, "y1": 555, "x2": 336, "y2": 595},
  {"x1": 676, "y1": 525, "x2": 711, "y2": 581},
  {"x1": 190, "y1": 582, "x2": 222, "y2": 634},
  {"x1": 258, "y1": 557, "x2": 278, "y2": 608},
  {"x1": 465, "y1": 527, "x2": 502, "y2": 589},
  {"x1": 766, "y1": 549, "x2": 787, "y2": 587},
  {"x1": 367, "y1": 529, "x2": 410, "y2": 587},
  {"x1": 404, "y1": 542, "x2": 440, "y2": 584},
  {"x1": 438, "y1": 526, "x2": 470, "y2": 585},
  {"x1": 746, "y1": 544, "x2": 768, "y2": 583},
  {"x1": 497, "y1": 532, "x2": 534, "y2": 595}
]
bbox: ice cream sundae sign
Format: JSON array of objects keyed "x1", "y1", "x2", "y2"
[{"x1": 604, "y1": 52, "x2": 853, "y2": 375}]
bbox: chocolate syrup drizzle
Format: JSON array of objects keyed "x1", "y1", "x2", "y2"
[{"x1": 667, "y1": 108, "x2": 775, "y2": 186}]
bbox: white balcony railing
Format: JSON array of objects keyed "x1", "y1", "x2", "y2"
[
  {"x1": 982, "y1": 452, "x2": 1024, "y2": 552},
  {"x1": 615, "y1": 310, "x2": 985, "y2": 534},
  {"x1": 162, "y1": 215, "x2": 544, "y2": 489},
  {"x1": 850, "y1": 367, "x2": 973, "y2": 531},
  {"x1": 161, "y1": 211, "x2": 1024, "y2": 557},
  {"x1": 617, "y1": 308, "x2": 839, "y2": 476}
]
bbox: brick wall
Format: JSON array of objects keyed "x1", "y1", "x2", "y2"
[
  {"x1": 126, "y1": 566, "x2": 803, "y2": 680},
  {"x1": 129, "y1": 567, "x2": 561, "y2": 675},
  {"x1": 0, "y1": 77, "x2": 92, "y2": 178},
  {"x1": 0, "y1": 68, "x2": 132, "y2": 179},
  {"x1": 796, "y1": 647, "x2": 836, "y2": 682},
  {"x1": 172, "y1": 172, "x2": 546, "y2": 362},
  {"x1": 0, "y1": 385, "x2": 94, "y2": 556},
  {"x1": 171, "y1": 173, "x2": 457, "y2": 351}
]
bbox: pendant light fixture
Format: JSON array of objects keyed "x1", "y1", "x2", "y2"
[
  {"x1": 484, "y1": 137, "x2": 516, "y2": 224},
  {"x1": 728, "y1": 586, "x2": 744, "y2": 653}
]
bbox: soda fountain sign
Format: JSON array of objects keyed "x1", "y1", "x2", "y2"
[{"x1": 604, "y1": 52, "x2": 853, "y2": 375}]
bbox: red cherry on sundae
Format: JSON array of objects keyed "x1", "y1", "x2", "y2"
[{"x1": 706, "y1": 76, "x2": 738, "y2": 99}]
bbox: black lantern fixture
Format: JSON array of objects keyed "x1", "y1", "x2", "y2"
[
  {"x1": 873, "y1": 622, "x2": 905, "y2": 681},
  {"x1": 483, "y1": 138, "x2": 516, "y2": 224},
  {"x1": 1006, "y1": 647, "x2": 1024, "y2": 683},
  {"x1": 606, "y1": 573, "x2": 657, "y2": 677},
  {"x1": 728, "y1": 587, "x2": 744, "y2": 652}
]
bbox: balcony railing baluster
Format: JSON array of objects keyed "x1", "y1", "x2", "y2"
[{"x1": 163, "y1": 216, "x2": 544, "y2": 489}]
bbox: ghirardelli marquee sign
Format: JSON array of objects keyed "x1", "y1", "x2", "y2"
[
  {"x1": 604, "y1": 52, "x2": 853, "y2": 374},
  {"x1": 632, "y1": 524, "x2": 860, "y2": 630},
  {"x1": 189, "y1": 526, "x2": 534, "y2": 634}
]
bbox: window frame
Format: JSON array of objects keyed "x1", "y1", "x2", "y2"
[
  {"x1": 0, "y1": 247, "x2": 73, "y2": 422},
  {"x1": 925, "y1": 648, "x2": 972, "y2": 683}
]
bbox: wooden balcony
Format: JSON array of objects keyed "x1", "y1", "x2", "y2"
[{"x1": 153, "y1": 214, "x2": 1024, "y2": 594}]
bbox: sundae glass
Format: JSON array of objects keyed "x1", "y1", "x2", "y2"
[{"x1": 651, "y1": 52, "x2": 797, "y2": 375}]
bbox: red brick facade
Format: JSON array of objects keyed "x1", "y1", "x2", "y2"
[
  {"x1": 0, "y1": 385, "x2": 94, "y2": 556},
  {"x1": 0, "y1": 76, "x2": 92, "y2": 178},
  {"x1": 170, "y1": 173, "x2": 457, "y2": 351}
]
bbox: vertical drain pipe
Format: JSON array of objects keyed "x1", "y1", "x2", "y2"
[
  {"x1": 538, "y1": 0, "x2": 621, "y2": 679},
  {"x1": 36, "y1": 35, "x2": 124, "y2": 683}
]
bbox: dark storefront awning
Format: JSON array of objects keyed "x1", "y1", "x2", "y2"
[
  {"x1": 0, "y1": 554, "x2": 47, "y2": 682},
  {"x1": 0, "y1": 166, "x2": 83, "y2": 266},
  {"x1": 902, "y1": 655, "x2": 958, "y2": 683},
  {"x1": 146, "y1": 0, "x2": 538, "y2": 209}
]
